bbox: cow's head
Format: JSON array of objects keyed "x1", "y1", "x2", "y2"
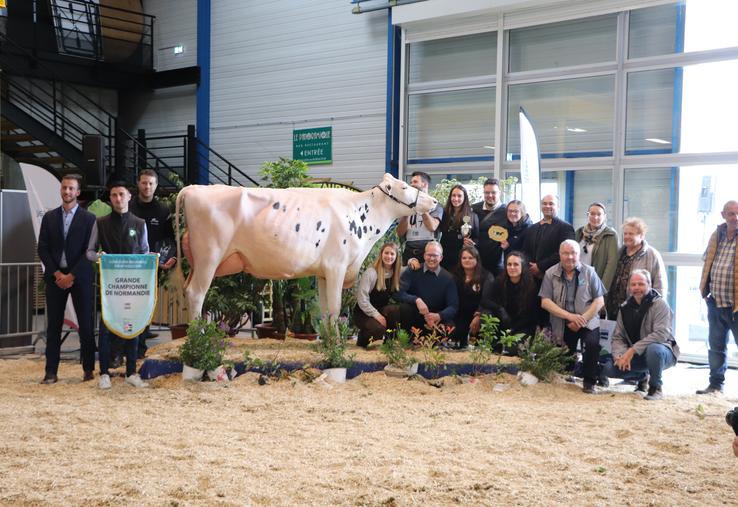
[{"x1": 378, "y1": 173, "x2": 437, "y2": 215}]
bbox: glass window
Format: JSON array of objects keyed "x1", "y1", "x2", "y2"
[
  {"x1": 507, "y1": 76, "x2": 615, "y2": 159},
  {"x1": 628, "y1": 3, "x2": 681, "y2": 59},
  {"x1": 407, "y1": 88, "x2": 495, "y2": 160},
  {"x1": 626, "y1": 61, "x2": 738, "y2": 154},
  {"x1": 623, "y1": 168, "x2": 677, "y2": 253},
  {"x1": 504, "y1": 169, "x2": 613, "y2": 227},
  {"x1": 509, "y1": 14, "x2": 617, "y2": 72},
  {"x1": 408, "y1": 32, "x2": 496, "y2": 83},
  {"x1": 629, "y1": 1, "x2": 738, "y2": 58}
]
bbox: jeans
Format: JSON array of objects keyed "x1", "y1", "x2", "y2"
[
  {"x1": 706, "y1": 298, "x2": 738, "y2": 387},
  {"x1": 602, "y1": 343, "x2": 677, "y2": 388},
  {"x1": 98, "y1": 319, "x2": 139, "y2": 377}
]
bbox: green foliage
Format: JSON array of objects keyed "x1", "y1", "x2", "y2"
[
  {"x1": 518, "y1": 332, "x2": 569, "y2": 382},
  {"x1": 243, "y1": 349, "x2": 283, "y2": 377},
  {"x1": 289, "y1": 277, "x2": 319, "y2": 334},
  {"x1": 410, "y1": 326, "x2": 447, "y2": 379},
  {"x1": 260, "y1": 157, "x2": 310, "y2": 189},
  {"x1": 179, "y1": 318, "x2": 227, "y2": 371},
  {"x1": 380, "y1": 328, "x2": 415, "y2": 369},
  {"x1": 472, "y1": 314, "x2": 525, "y2": 377},
  {"x1": 311, "y1": 316, "x2": 355, "y2": 369},
  {"x1": 204, "y1": 272, "x2": 268, "y2": 336}
]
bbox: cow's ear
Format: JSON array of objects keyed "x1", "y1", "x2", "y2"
[{"x1": 385, "y1": 183, "x2": 392, "y2": 192}]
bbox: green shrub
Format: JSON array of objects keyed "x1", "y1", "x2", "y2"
[
  {"x1": 179, "y1": 318, "x2": 227, "y2": 371},
  {"x1": 518, "y1": 332, "x2": 569, "y2": 382},
  {"x1": 311, "y1": 316, "x2": 355, "y2": 369}
]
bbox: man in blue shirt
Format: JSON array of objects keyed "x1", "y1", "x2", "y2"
[{"x1": 395, "y1": 241, "x2": 458, "y2": 334}]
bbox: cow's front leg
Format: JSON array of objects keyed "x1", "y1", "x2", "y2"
[
  {"x1": 317, "y1": 277, "x2": 328, "y2": 316},
  {"x1": 321, "y1": 269, "x2": 345, "y2": 318}
]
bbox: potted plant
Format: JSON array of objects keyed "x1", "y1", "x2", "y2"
[
  {"x1": 288, "y1": 277, "x2": 320, "y2": 340},
  {"x1": 178, "y1": 318, "x2": 228, "y2": 381},
  {"x1": 202, "y1": 272, "x2": 268, "y2": 336},
  {"x1": 381, "y1": 328, "x2": 418, "y2": 377},
  {"x1": 311, "y1": 316, "x2": 355, "y2": 383}
]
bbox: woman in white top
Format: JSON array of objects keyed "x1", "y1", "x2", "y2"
[{"x1": 353, "y1": 242, "x2": 402, "y2": 348}]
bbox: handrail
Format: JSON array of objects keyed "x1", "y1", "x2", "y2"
[
  {"x1": 116, "y1": 127, "x2": 182, "y2": 187},
  {"x1": 196, "y1": 138, "x2": 260, "y2": 186}
]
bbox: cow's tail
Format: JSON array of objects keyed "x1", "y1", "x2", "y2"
[{"x1": 174, "y1": 187, "x2": 187, "y2": 293}]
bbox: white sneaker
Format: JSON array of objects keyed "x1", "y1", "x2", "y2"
[
  {"x1": 99, "y1": 374, "x2": 112, "y2": 390},
  {"x1": 125, "y1": 373, "x2": 149, "y2": 388}
]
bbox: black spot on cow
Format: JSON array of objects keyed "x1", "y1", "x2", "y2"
[
  {"x1": 375, "y1": 227, "x2": 381, "y2": 234},
  {"x1": 363, "y1": 226, "x2": 367, "y2": 233},
  {"x1": 343, "y1": 239, "x2": 347, "y2": 245},
  {"x1": 282, "y1": 205, "x2": 286, "y2": 212},
  {"x1": 349, "y1": 220, "x2": 357, "y2": 234},
  {"x1": 357, "y1": 228, "x2": 362, "y2": 239},
  {"x1": 295, "y1": 223, "x2": 300, "y2": 232},
  {"x1": 321, "y1": 229, "x2": 325, "y2": 233},
  {"x1": 364, "y1": 203, "x2": 369, "y2": 212},
  {"x1": 316, "y1": 220, "x2": 322, "y2": 231},
  {"x1": 360, "y1": 213, "x2": 366, "y2": 222},
  {"x1": 315, "y1": 240, "x2": 320, "y2": 248},
  {"x1": 272, "y1": 202, "x2": 280, "y2": 210}
]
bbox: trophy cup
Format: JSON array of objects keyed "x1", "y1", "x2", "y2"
[{"x1": 461, "y1": 215, "x2": 472, "y2": 238}]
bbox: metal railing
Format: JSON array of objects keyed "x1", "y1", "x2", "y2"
[
  {"x1": 0, "y1": 262, "x2": 44, "y2": 354},
  {"x1": 140, "y1": 127, "x2": 261, "y2": 187}
]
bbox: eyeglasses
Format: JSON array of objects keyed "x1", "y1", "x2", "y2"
[{"x1": 424, "y1": 253, "x2": 441, "y2": 258}]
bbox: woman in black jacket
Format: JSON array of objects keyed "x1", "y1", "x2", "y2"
[
  {"x1": 439, "y1": 184, "x2": 479, "y2": 271},
  {"x1": 450, "y1": 245, "x2": 489, "y2": 350},
  {"x1": 479, "y1": 251, "x2": 539, "y2": 341}
]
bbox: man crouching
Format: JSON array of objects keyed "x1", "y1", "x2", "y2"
[{"x1": 602, "y1": 269, "x2": 680, "y2": 400}]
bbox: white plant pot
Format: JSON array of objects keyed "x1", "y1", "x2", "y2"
[
  {"x1": 182, "y1": 364, "x2": 204, "y2": 381},
  {"x1": 384, "y1": 362, "x2": 419, "y2": 378},
  {"x1": 323, "y1": 367, "x2": 347, "y2": 384},
  {"x1": 207, "y1": 365, "x2": 229, "y2": 382}
]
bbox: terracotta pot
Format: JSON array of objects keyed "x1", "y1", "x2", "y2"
[
  {"x1": 255, "y1": 323, "x2": 278, "y2": 339},
  {"x1": 170, "y1": 324, "x2": 188, "y2": 340},
  {"x1": 289, "y1": 332, "x2": 319, "y2": 341}
]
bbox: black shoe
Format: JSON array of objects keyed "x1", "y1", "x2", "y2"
[
  {"x1": 83, "y1": 371, "x2": 95, "y2": 382},
  {"x1": 696, "y1": 384, "x2": 723, "y2": 395},
  {"x1": 41, "y1": 374, "x2": 58, "y2": 384},
  {"x1": 644, "y1": 385, "x2": 663, "y2": 401},
  {"x1": 597, "y1": 374, "x2": 610, "y2": 388},
  {"x1": 635, "y1": 374, "x2": 650, "y2": 393},
  {"x1": 582, "y1": 383, "x2": 596, "y2": 394}
]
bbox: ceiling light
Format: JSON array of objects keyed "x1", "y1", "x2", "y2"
[
  {"x1": 173, "y1": 45, "x2": 184, "y2": 55},
  {"x1": 645, "y1": 138, "x2": 671, "y2": 144},
  {"x1": 566, "y1": 127, "x2": 587, "y2": 133},
  {"x1": 483, "y1": 146, "x2": 495, "y2": 150}
]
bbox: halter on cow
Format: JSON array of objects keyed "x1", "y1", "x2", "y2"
[{"x1": 175, "y1": 173, "x2": 437, "y2": 320}]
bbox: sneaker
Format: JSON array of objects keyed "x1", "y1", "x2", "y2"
[
  {"x1": 99, "y1": 374, "x2": 112, "y2": 390},
  {"x1": 597, "y1": 374, "x2": 610, "y2": 388},
  {"x1": 635, "y1": 374, "x2": 650, "y2": 393},
  {"x1": 696, "y1": 384, "x2": 723, "y2": 395},
  {"x1": 41, "y1": 373, "x2": 58, "y2": 384},
  {"x1": 125, "y1": 374, "x2": 149, "y2": 388},
  {"x1": 644, "y1": 386, "x2": 663, "y2": 401},
  {"x1": 582, "y1": 383, "x2": 596, "y2": 394}
]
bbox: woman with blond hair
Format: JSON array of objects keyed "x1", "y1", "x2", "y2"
[
  {"x1": 353, "y1": 242, "x2": 402, "y2": 348},
  {"x1": 605, "y1": 217, "x2": 667, "y2": 319}
]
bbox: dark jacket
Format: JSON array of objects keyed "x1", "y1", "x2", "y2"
[
  {"x1": 504, "y1": 215, "x2": 533, "y2": 255},
  {"x1": 95, "y1": 212, "x2": 148, "y2": 255},
  {"x1": 522, "y1": 217, "x2": 575, "y2": 275},
  {"x1": 38, "y1": 205, "x2": 96, "y2": 284},
  {"x1": 396, "y1": 266, "x2": 459, "y2": 322},
  {"x1": 128, "y1": 197, "x2": 174, "y2": 254},
  {"x1": 612, "y1": 289, "x2": 680, "y2": 359},
  {"x1": 439, "y1": 211, "x2": 479, "y2": 271},
  {"x1": 479, "y1": 274, "x2": 538, "y2": 337}
]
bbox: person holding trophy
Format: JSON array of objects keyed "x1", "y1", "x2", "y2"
[{"x1": 438, "y1": 184, "x2": 478, "y2": 271}]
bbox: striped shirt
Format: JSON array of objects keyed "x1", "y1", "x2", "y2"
[{"x1": 709, "y1": 234, "x2": 736, "y2": 308}]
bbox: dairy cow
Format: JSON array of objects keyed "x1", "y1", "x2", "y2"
[{"x1": 175, "y1": 173, "x2": 437, "y2": 319}]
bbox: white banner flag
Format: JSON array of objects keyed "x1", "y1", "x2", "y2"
[
  {"x1": 519, "y1": 108, "x2": 542, "y2": 222},
  {"x1": 20, "y1": 163, "x2": 79, "y2": 329}
]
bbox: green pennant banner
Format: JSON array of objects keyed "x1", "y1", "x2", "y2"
[{"x1": 99, "y1": 254, "x2": 159, "y2": 339}]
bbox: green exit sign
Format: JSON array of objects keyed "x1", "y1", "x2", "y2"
[{"x1": 293, "y1": 127, "x2": 332, "y2": 165}]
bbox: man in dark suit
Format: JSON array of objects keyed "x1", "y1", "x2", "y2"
[
  {"x1": 474, "y1": 178, "x2": 508, "y2": 276},
  {"x1": 37, "y1": 174, "x2": 97, "y2": 384}
]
